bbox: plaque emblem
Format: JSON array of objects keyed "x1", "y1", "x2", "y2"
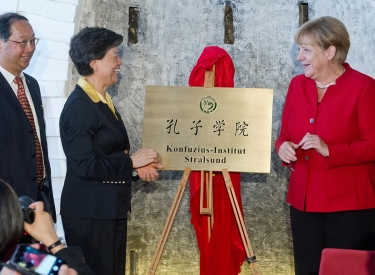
[{"x1": 200, "y1": 96, "x2": 217, "y2": 114}]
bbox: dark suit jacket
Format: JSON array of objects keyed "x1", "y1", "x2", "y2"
[
  {"x1": 0, "y1": 72, "x2": 56, "y2": 221},
  {"x1": 59, "y1": 85, "x2": 133, "y2": 219}
]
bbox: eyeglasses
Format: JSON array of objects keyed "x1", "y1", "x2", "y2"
[{"x1": 5, "y1": 38, "x2": 40, "y2": 48}]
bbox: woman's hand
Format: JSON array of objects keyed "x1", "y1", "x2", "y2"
[
  {"x1": 130, "y1": 148, "x2": 161, "y2": 168},
  {"x1": 0, "y1": 267, "x2": 17, "y2": 275},
  {"x1": 23, "y1": 202, "x2": 65, "y2": 254},
  {"x1": 136, "y1": 162, "x2": 163, "y2": 182},
  {"x1": 58, "y1": 264, "x2": 78, "y2": 275},
  {"x1": 299, "y1": 132, "x2": 329, "y2": 157},
  {"x1": 278, "y1": 141, "x2": 299, "y2": 163}
]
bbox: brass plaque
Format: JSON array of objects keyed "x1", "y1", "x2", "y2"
[{"x1": 142, "y1": 86, "x2": 273, "y2": 173}]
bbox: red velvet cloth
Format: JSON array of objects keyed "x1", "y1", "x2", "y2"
[
  {"x1": 189, "y1": 46, "x2": 235, "y2": 88},
  {"x1": 189, "y1": 46, "x2": 246, "y2": 275}
]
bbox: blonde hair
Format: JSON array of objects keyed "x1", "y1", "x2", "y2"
[{"x1": 295, "y1": 16, "x2": 350, "y2": 64}]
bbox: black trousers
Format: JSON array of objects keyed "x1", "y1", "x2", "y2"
[
  {"x1": 290, "y1": 206, "x2": 375, "y2": 275},
  {"x1": 62, "y1": 217, "x2": 127, "y2": 275}
]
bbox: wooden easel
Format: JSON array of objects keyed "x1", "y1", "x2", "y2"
[{"x1": 148, "y1": 67, "x2": 261, "y2": 275}]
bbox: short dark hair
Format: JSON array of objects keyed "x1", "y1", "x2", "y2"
[
  {"x1": 69, "y1": 27, "x2": 123, "y2": 76},
  {"x1": 0, "y1": 179, "x2": 23, "y2": 257},
  {"x1": 0, "y1": 12, "x2": 28, "y2": 40}
]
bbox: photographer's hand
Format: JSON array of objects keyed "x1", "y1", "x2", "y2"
[
  {"x1": 23, "y1": 202, "x2": 65, "y2": 254},
  {"x1": 58, "y1": 264, "x2": 78, "y2": 275},
  {"x1": 0, "y1": 266, "x2": 16, "y2": 275}
]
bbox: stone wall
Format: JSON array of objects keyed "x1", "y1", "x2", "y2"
[{"x1": 74, "y1": 0, "x2": 375, "y2": 274}]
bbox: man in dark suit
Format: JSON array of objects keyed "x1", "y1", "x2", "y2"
[{"x1": 0, "y1": 12, "x2": 55, "y2": 221}]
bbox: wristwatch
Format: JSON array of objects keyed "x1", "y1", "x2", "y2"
[
  {"x1": 46, "y1": 237, "x2": 67, "y2": 253},
  {"x1": 132, "y1": 169, "x2": 138, "y2": 177}
]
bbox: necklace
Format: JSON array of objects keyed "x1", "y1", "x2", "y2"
[
  {"x1": 316, "y1": 67, "x2": 346, "y2": 89},
  {"x1": 316, "y1": 80, "x2": 336, "y2": 89}
]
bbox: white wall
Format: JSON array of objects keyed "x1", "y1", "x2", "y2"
[{"x1": 0, "y1": 0, "x2": 82, "y2": 237}]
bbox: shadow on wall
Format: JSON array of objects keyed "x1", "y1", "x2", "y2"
[{"x1": 24, "y1": 37, "x2": 52, "y2": 81}]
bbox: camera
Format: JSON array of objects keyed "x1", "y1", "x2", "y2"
[
  {"x1": 8, "y1": 244, "x2": 66, "y2": 275},
  {"x1": 19, "y1": 196, "x2": 35, "y2": 224}
]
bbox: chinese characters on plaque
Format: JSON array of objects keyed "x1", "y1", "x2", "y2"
[
  {"x1": 142, "y1": 86, "x2": 273, "y2": 173},
  {"x1": 167, "y1": 119, "x2": 248, "y2": 137}
]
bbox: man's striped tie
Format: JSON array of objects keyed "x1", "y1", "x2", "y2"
[{"x1": 14, "y1": 76, "x2": 44, "y2": 184}]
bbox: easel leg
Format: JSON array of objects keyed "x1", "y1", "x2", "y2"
[
  {"x1": 200, "y1": 171, "x2": 212, "y2": 216},
  {"x1": 208, "y1": 171, "x2": 214, "y2": 230},
  {"x1": 205, "y1": 172, "x2": 211, "y2": 240},
  {"x1": 200, "y1": 171, "x2": 214, "y2": 240},
  {"x1": 222, "y1": 168, "x2": 261, "y2": 275},
  {"x1": 148, "y1": 167, "x2": 191, "y2": 275}
]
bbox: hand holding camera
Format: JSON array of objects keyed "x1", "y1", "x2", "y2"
[
  {"x1": 1, "y1": 199, "x2": 73, "y2": 275},
  {"x1": 0, "y1": 182, "x2": 81, "y2": 275},
  {"x1": 22, "y1": 201, "x2": 63, "y2": 253},
  {"x1": 19, "y1": 196, "x2": 35, "y2": 224}
]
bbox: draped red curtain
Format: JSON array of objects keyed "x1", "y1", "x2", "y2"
[{"x1": 189, "y1": 46, "x2": 246, "y2": 275}]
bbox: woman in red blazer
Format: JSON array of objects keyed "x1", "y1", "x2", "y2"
[{"x1": 276, "y1": 16, "x2": 375, "y2": 275}]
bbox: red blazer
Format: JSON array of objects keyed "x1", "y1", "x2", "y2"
[{"x1": 276, "y1": 63, "x2": 375, "y2": 212}]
